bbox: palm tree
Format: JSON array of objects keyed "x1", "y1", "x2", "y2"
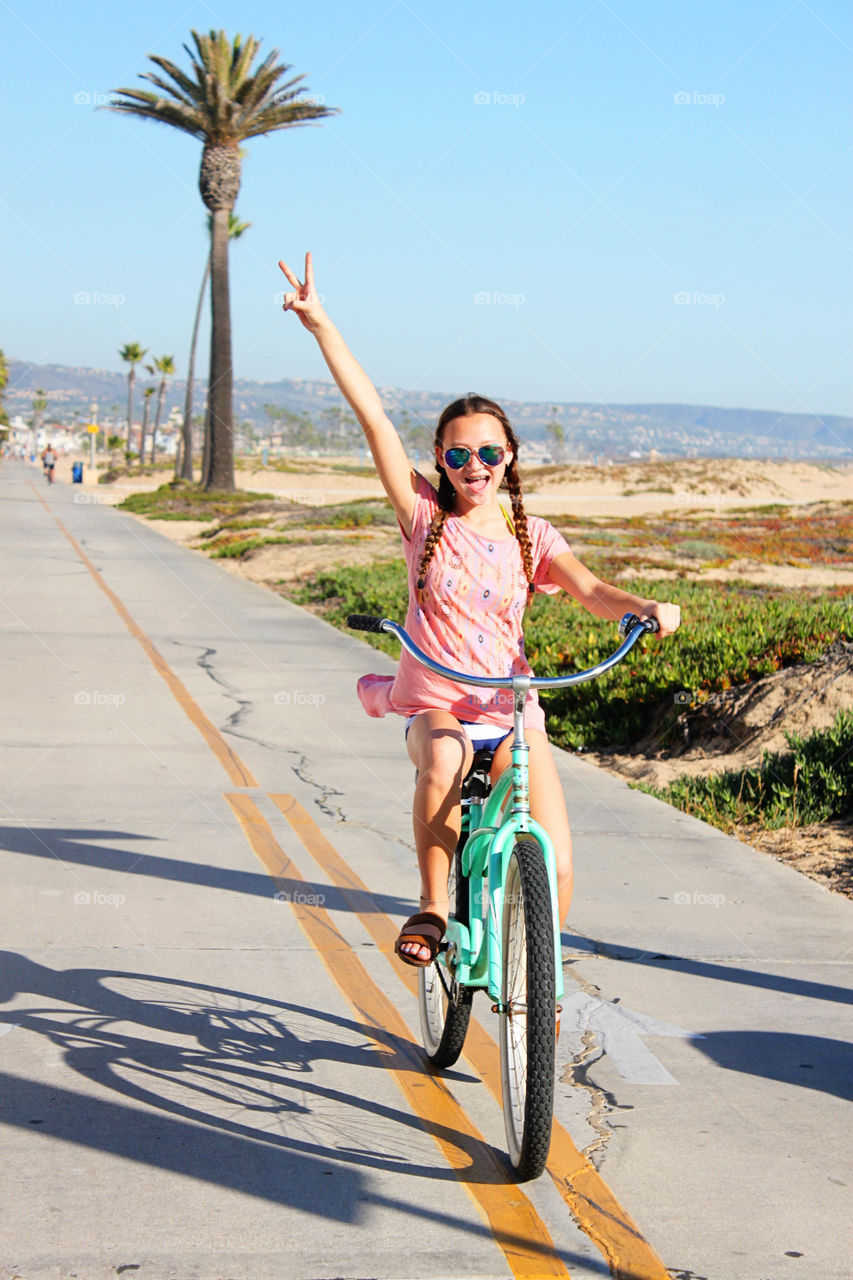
[
  {"x1": 150, "y1": 354, "x2": 176, "y2": 463},
  {"x1": 545, "y1": 408, "x2": 567, "y2": 464},
  {"x1": 31, "y1": 388, "x2": 48, "y2": 452},
  {"x1": 0, "y1": 350, "x2": 9, "y2": 439},
  {"x1": 179, "y1": 212, "x2": 250, "y2": 483},
  {"x1": 139, "y1": 372, "x2": 156, "y2": 466},
  {"x1": 107, "y1": 30, "x2": 338, "y2": 491},
  {"x1": 119, "y1": 343, "x2": 147, "y2": 456}
]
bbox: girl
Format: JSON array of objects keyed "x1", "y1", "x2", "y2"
[{"x1": 279, "y1": 253, "x2": 681, "y2": 967}]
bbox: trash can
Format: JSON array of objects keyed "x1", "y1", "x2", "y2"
[{"x1": 72, "y1": 462, "x2": 84, "y2": 484}]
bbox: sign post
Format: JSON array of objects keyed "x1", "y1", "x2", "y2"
[{"x1": 88, "y1": 403, "x2": 98, "y2": 473}]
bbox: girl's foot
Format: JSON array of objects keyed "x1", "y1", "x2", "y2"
[{"x1": 396, "y1": 895, "x2": 448, "y2": 965}]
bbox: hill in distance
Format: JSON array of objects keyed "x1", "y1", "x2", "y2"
[{"x1": 5, "y1": 358, "x2": 852, "y2": 460}]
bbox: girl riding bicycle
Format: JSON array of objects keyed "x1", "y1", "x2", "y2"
[{"x1": 279, "y1": 252, "x2": 680, "y2": 967}]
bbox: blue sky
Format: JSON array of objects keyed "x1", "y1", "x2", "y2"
[{"x1": 1, "y1": 0, "x2": 850, "y2": 415}]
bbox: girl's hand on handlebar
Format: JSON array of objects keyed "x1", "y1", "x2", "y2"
[
  {"x1": 279, "y1": 251, "x2": 327, "y2": 333},
  {"x1": 642, "y1": 601, "x2": 681, "y2": 638}
]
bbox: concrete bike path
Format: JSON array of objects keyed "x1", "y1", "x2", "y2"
[{"x1": 1, "y1": 459, "x2": 851, "y2": 1280}]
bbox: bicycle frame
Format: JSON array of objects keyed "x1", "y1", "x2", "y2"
[
  {"x1": 449, "y1": 678, "x2": 563, "y2": 1004},
  {"x1": 347, "y1": 611, "x2": 658, "y2": 1004}
]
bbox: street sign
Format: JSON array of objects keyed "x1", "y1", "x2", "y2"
[{"x1": 87, "y1": 424, "x2": 98, "y2": 433}]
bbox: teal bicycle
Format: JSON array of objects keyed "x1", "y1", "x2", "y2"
[{"x1": 348, "y1": 611, "x2": 659, "y2": 1180}]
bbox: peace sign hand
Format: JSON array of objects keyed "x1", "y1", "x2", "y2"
[{"x1": 278, "y1": 251, "x2": 326, "y2": 333}]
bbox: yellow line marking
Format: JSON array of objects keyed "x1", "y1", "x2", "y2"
[
  {"x1": 31, "y1": 484, "x2": 257, "y2": 787},
  {"x1": 26, "y1": 479, "x2": 651, "y2": 1274},
  {"x1": 225, "y1": 792, "x2": 571, "y2": 1280},
  {"x1": 270, "y1": 793, "x2": 670, "y2": 1280}
]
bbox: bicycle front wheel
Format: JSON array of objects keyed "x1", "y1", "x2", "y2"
[
  {"x1": 499, "y1": 838, "x2": 556, "y2": 1180},
  {"x1": 418, "y1": 845, "x2": 473, "y2": 1069}
]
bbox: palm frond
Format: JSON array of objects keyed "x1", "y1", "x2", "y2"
[
  {"x1": 107, "y1": 26, "x2": 339, "y2": 147},
  {"x1": 241, "y1": 101, "x2": 338, "y2": 139},
  {"x1": 108, "y1": 89, "x2": 206, "y2": 139},
  {"x1": 144, "y1": 55, "x2": 201, "y2": 103}
]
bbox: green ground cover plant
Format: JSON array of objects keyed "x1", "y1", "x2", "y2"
[
  {"x1": 637, "y1": 709, "x2": 853, "y2": 831},
  {"x1": 118, "y1": 481, "x2": 276, "y2": 521},
  {"x1": 211, "y1": 532, "x2": 342, "y2": 558},
  {"x1": 200, "y1": 516, "x2": 275, "y2": 536},
  {"x1": 296, "y1": 498, "x2": 398, "y2": 529},
  {"x1": 288, "y1": 561, "x2": 853, "y2": 751},
  {"x1": 546, "y1": 502, "x2": 853, "y2": 568}
]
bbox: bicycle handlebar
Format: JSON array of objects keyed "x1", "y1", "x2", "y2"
[{"x1": 347, "y1": 612, "x2": 659, "y2": 691}]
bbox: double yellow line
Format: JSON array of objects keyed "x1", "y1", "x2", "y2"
[{"x1": 39, "y1": 483, "x2": 669, "y2": 1279}]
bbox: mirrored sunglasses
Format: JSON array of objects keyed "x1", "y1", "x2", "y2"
[{"x1": 442, "y1": 444, "x2": 506, "y2": 470}]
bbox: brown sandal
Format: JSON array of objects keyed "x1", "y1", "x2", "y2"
[{"x1": 394, "y1": 912, "x2": 446, "y2": 968}]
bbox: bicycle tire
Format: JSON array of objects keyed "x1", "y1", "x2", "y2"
[
  {"x1": 499, "y1": 837, "x2": 556, "y2": 1180},
  {"x1": 418, "y1": 843, "x2": 473, "y2": 1068}
]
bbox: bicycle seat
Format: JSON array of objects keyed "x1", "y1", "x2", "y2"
[
  {"x1": 413, "y1": 747, "x2": 494, "y2": 798},
  {"x1": 462, "y1": 748, "x2": 494, "y2": 801}
]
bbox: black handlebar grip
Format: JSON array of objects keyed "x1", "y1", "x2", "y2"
[{"x1": 347, "y1": 614, "x2": 386, "y2": 633}]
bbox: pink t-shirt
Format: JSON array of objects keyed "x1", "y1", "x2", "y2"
[{"x1": 387, "y1": 474, "x2": 571, "y2": 732}]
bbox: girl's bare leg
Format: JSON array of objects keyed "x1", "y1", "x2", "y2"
[
  {"x1": 403, "y1": 711, "x2": 473, "y2": 963},
  {"x1": 490, "y1": 728, "x2": 574, "y2": 925}
]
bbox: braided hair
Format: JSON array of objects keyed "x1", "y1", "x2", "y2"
[{"x1": 416, "y1": 393, "x2": 535, "y2": 600}]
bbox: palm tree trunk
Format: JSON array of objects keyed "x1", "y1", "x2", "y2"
[
  {"x1": 178, "y1": 255, "x2": 210, "y2": 482},
  {"x1": 126, "y1": 369, "x2": 135, "y2": 455},
  {"x1": 139, "y1": 398, "x2": 150, "y2": 467},
  {"x1": 151, "y1": 378, "x2": 167, "y2": 464},
  {"x1": 205, "y1": 207, "x2": 234, "y2": 491},
  {"x1": 201, "y1": 400, "x2": 211, "y2": 487}
]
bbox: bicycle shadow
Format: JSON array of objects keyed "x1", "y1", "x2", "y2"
[
  {"x1": 562, "y1": 934, "x2": 853, "y2": 1102},
  {"x1": 693, "y1": 1029, "x2": 853, "y2": 1103},
  {"x1": 562, "y1": 931, "x2": 853, "y2": 1008},
  {"x1": 0, "y1": 951, "x2": 525, "y2": 1216},
  {"x1": 0, "y1": 824, "x2": 412, "y2": 919}
]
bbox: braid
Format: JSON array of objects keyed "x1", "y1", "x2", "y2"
[
  {"x1": 504, "y1": 463, "x2": 536, "y2": 595},
  {"x1": 416, "y1": 471, "x2": 454, "y2": 594}
]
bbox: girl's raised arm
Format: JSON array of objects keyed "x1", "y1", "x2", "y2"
[{"x1": 279, "y1": 253, "x2": 417, "y2": 536}]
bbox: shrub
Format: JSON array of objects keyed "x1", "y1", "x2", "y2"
[{"x1": 637, "y1": 709, "x2": 853, "y2": 830}]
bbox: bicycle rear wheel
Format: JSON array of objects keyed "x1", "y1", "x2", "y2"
[
  {"x1": 418, "y1": 844, "x2": 473, "y2": 1068},
  {"x1": 499, "y1": 838, "x2": 556, "y2": 1180}
]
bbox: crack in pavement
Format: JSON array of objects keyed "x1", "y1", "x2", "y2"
[
  {"x1": 559, "y1": 965, "x2": 631, "y2": 1168},
  {"x1": 170, "y1": 640, "x2": 277, "y2": 751},
  {"x1": 285, "y1": 751, "x2": 418, "y2": 854},
  {"x1": 288, "y1": 751, "x2": 348, "y2": 823}
]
